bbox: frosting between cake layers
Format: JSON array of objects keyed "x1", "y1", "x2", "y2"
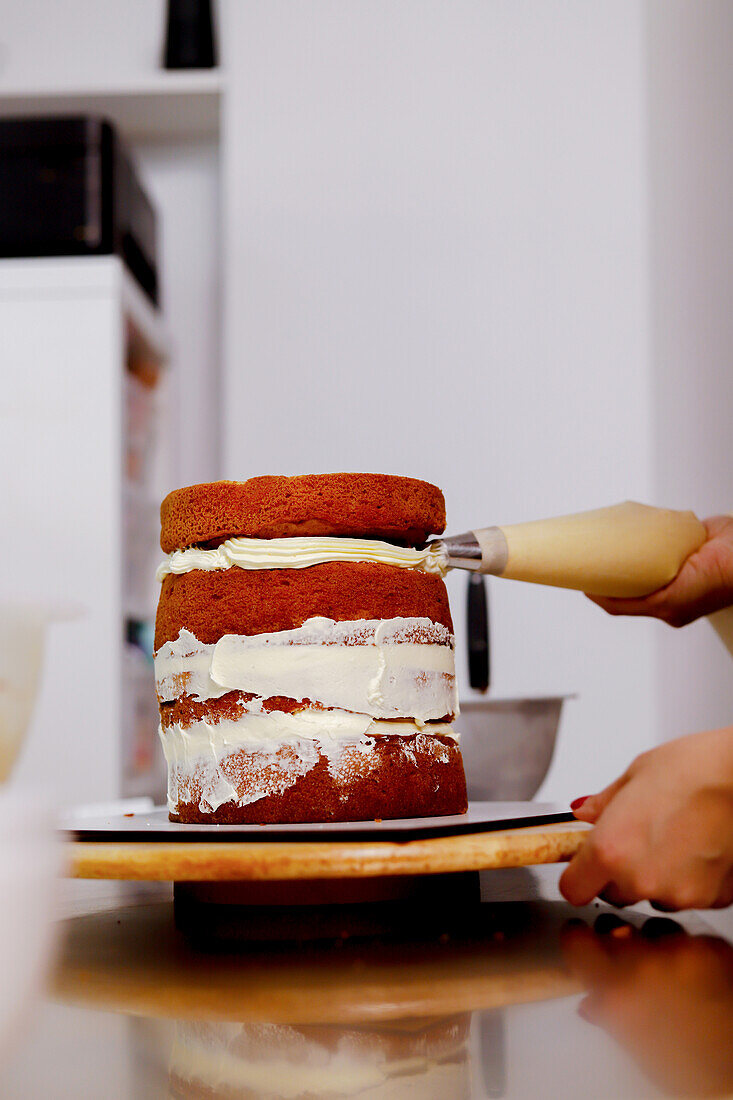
[
  {"x1": 156, "y1": 535, "x2": 448, "y2": 581},
  {"x1": 155, "y1": 617, "x2": 458, "y2": 721},
  {"x1": 160, "y1": 708, "x2": 459, "y2": 812}
]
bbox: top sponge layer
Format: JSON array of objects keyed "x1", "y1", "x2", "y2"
[{"x1": 160, "y1": 473, "x2": 446, "y2": 552}]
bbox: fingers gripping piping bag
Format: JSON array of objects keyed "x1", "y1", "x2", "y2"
[{"x1": 428, "y1": 501, "x2": 706, "y2": 599}]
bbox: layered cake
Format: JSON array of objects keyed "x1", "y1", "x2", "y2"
[
  {"x1": 167, "y1": 1017, "x2": 471, "y2": 1100},
  {"x1": 154, "y1": 474, "x2": 467, "y2": 823}
]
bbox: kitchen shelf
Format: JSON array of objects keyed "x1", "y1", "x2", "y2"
[
  {"x1": 0, "y1": 71, "x2": 225, "y2": 141},
  {"x1": 0, "y1": 255, "x2": 169, "y2": 803},
  {"x1": 0, "y1": 256, "x2": 171, "y2": 364}
]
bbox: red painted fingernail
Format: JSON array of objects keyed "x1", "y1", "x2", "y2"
[{"x1": 570, "y1": 796, "x2": 590, "y2": 811}]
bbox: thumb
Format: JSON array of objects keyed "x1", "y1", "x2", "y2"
[{"x1": 573, "y1": 772, "x2": 629, "y2": 823}]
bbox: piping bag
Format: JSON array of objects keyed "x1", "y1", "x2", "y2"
[
  {"x1": 428, "y1": 501, "x2": 706, "y2": 599},
  {"x1": 430, "y1": 500, "x2": 733, "y2": 659}
]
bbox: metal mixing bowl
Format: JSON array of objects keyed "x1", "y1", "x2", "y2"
[{"x1": 458, "y1": 697, "x2": 569, "y2": 801}]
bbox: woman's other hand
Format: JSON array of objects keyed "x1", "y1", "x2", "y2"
[
  {"x1": 561, "y1": 918, "x2": 733, "y2": 1097},
  {"x1": 560, "y1": 728, "x2": 733, "y2": 910}
]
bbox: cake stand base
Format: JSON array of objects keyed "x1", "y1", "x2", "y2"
[{"x1": 173, "y1": 872, "x2": 483, "y2": 942}]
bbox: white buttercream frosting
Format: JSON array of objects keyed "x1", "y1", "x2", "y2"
[
  {"x1": 155, "y1": 630, "x2": 229, "y2": 704},
  {"x1": 160, "y1": 709, "x2": 458, "y2": 814},
  {"x1": 155, "y1": 618, "x2": 457, "y2": 722},
  {"x1": 160, "y1": 708, "x2": 458, "y2": 813},
  {"x1": 156, "y1": 535, "x2": 448, "y2": 581}
]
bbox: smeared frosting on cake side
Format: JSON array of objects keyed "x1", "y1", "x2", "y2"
[
  {"x1": 155, "y1": 617, "x2": 458, "y2": 722},
  {"x1": 159, "y1": 708, "x2": 459, "y2": 813}
]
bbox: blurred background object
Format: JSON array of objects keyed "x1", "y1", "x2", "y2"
[
  {"x1": 0, "y1": 0, "x2": 731, "y2": 810},
  {"x1": 0, "y1": 789, "x2": 61, "y2": 1061},
  {"x1": 0, "y1": 606, "x2": 45, "y2": 784},
  {"x1": 461, "y1": 572, "x2": 567, "y2": 802},
  {"x1": 460, "y1": 698, "x2": 567, "y2": 802},
  {"x1": 467, "y1": 573, "x2": 490, "y2": 694},
  {"x1": 0, "y1": 116, "x2": 158, "y2": 302},
  {"x1": 163, "y1": 0, "x2": 217, "y2": 70},
  {"x1": 0, "y1": 252, "x2": 170, "y2": 805},
  {"x1": 0, "y1": 605, "x2": 62, "y2": 1061}
]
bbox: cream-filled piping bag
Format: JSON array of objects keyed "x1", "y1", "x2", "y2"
[{"x1": 427, "y1": 501, "x2": 706, "y2": 599}]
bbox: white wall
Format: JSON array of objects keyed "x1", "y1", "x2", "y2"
[
  {"x1": 222, "y1": 0, "x2": 656, "y2": 800},
  {"x1": 0, "y1": 0, "x2": 169, "y2": 88},
  {"x1": 646, "y1": 0, "x2": 733, "y2": 741}
]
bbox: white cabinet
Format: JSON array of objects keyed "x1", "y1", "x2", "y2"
[
  {"x1": 0, "y1": 34, "x2": 224, "y2": 804},
  {"x1": 0, "y1": 256, "x2": 170, "y2": 804}
]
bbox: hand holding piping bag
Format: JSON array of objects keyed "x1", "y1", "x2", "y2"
[
  {"x1": 433, "y1": 501, "x2": 708, "y2": 598},
  {"x1": 587, "y1": 513, "x2": 733, "y2": 626},
  {"x1": 434, "y1": 502, "x2": 733, "y2": 650}
]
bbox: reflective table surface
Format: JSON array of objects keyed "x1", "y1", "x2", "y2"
[{"x1": 2, "y1": 867, "x2": 732, "y2": 1099}]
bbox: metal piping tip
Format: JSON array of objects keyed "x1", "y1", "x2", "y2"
[{"x1": 426, "y1": 530, "x2": 483, "y2": 572}]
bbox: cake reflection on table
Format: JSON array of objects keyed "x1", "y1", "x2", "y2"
[
  {"x1": 52, "y1": 895, "x2": 580, "y2": 1097},
  {"x1": 167, "y1": 1017, "x2": 471, "y2": 1099}
]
